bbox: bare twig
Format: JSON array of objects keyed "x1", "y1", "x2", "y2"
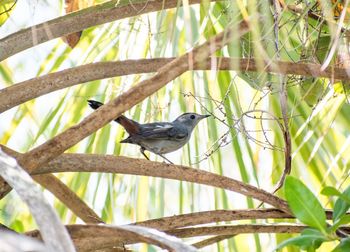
[
  {"x1": 192, "y1": 235, "x2": 234, "y2": 248},
  {"x1": 270, "y1": 0, "x2": 292, "y2": 195}
]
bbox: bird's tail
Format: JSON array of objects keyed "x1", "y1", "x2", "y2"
[{"x1": 87, "y1": 100, "x2": 140, "y2": 135}]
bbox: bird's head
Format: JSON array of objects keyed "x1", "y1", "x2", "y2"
[{"x1": 174, "y1": 113, "x2": 210, "y2": 130}]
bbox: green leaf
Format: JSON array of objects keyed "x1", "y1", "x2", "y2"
[
  {"x1": 299, "y1": 78, "x2": 326, "y2": 107},
  {"x1": 321, "y1": 186, "x2": 342, "y2": 197},
  {"x1": 330, "y1": 215, "x2": 350, "y2": 233},
  {"x1": 301, "y1": 228, "x2": 328, "y2": 250},
  {"x1": 0, "y1": 0, "x2": 17, "y2": 26},
  {"x1": 275, "y1": 232, "x2": 327, "y2": 251},
  {"x1": 284, "y1": 176, "x2": 327, "y2": 233},
  {"x1": 315, "y1": 35, "x2": 332, "y2": 63},
  {"x1": 332, "y1": 238, "x2": 350, "y2": 252},
  {"x1": 333, "y1": 185, "x2": 350, "y2": 222}
]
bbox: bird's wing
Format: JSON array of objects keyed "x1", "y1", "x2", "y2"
[{"x1": 139, "y1": 123, "x2": 188, "y2": 140}]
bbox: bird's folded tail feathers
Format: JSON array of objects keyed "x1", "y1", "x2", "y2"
[
  {"x1": 87, "y1": 99, "x2": 140, "y2": 135},
  {"x1": 115, "y1": 115, "x2": 140, "y2": 135}
]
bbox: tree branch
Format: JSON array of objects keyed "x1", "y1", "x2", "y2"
[
  {"x1": 33, "y1": 153, "x2": 290, "y2": 213},
  {"x1": 1, "y1": 57, "x2": 347, "y2": 113},
  {"x1": 133, "y1": 208, "x2": 294, "y2": 230},
  {"x1": 27, "y1": 224, "x2": 197, "y2": 251},
  {"x1": 166, "y1": 224, "x2": 306, "y2": 238},
  {"x1": 26, "y1": 223, "x2": 315, "y2": 250},
  {"x1": 0, "y1": 0, "x2": 214, "y2": 61},
  {"x1": 192, "y1": 235, "x2": 234, "y2": 248}
]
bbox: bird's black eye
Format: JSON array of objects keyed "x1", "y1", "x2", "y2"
[{"x1": 190, "y1": 115, "x2": 195, "y2": 120}]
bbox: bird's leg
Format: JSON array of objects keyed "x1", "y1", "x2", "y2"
[
  {"x1": 140, "y1": 147, "x2": 150, "y2": 160},
  {"x1": 157, "y1": 154, "x2": 174, "y2": 164}
]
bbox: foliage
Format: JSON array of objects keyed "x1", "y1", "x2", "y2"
[
  {"x1": 277, "y1": 176, "x2": 350, "y2": 251},
  {"x1": 1, "y1": 0, "x2": 350, "y2": 251}
]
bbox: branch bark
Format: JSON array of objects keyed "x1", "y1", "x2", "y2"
[
  {"x1": 1, "y1": 58, "x2": 348, "y2": 113},
  {"x1": 26, "y1": 223, "x2": 314, "y2": 250},
  {"x1": 192, "y1": 235, "x2": 234, "y2": 248},
  {"x1": 133, "y1": 208, "x2": 337, "y2": 230},
  {"x1": 33, "y1": 153, "x2": 290, "y2": 213},
  {"x1": 0, "y1": 0, "x2": 213, "y2": 61},
  {"x1": 27, "y1": 224, "x2": 197, "y2": 251},
  {"x1": 166, "y1": 224, "x2": 306, "y2": 237}
]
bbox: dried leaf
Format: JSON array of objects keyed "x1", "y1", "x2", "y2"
[{"x1": 62, "y1": 0, "x2": 83, "y2": 48}]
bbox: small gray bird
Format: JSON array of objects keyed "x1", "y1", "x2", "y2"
[{"x1": 88, "y1": 100, "x2": 210, "y2": 163}]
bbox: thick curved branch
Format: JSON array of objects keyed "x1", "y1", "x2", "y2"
[
  {"x1": 34, "y1": 153, "x2": 290, "y2": 213},
  {"x1": 0, "y1": 0, "x2": 214, "y2": 61},
  {"x1": 26, "y1": 223, "x2": 312, "y2": 250},
  {"x1": 27, "y1": 224, "x2": 196, "y2": 251},
  {"x1": 27, "y1": 224, "x2": 197, "y2": 251},
  {"x1": 0, "y1": 57, "x2": 348, "y2": 113}
]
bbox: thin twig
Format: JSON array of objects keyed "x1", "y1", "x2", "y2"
[{"x1": 192, "y1": 235, "x2": 234, "y2": 248}]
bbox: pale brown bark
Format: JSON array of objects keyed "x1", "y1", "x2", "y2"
[
  {"x1": 0, "y1": 0, "x2": 214, "y2": 61},
  {"x1": 1, "y1": 57, "x2": 348, "y2": 113},
  {"x1": 26, "y1": 223, "x2": 310, "y2": 250},
  {"x1": 36, "y1": 153, "x2": 290, "y2": 213}
]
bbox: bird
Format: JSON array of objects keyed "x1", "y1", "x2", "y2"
[{"x1": 87, "y1": 100, "x2": 210, "y2": 163}]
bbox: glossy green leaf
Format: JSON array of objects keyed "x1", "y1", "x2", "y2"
[
  {"x1": 315, "y1": 35, "x2": 332, "y2": 64},
  {"x1": 0, "y1": 0, "x2": 17, "y2": 26},
  {"x1": 299, "y1": 78, "x2": 326, "y2": 107},
  {"x1": 330, "y1": 215, "x2": 350, "y2": 233},
  {"x1": 284, "y1": 176, "x2": 327, "y2": 233},
  {"x1": 332, "y1": 238, "x2": 350, "y2": 252},
  {"x1": 321, "y1": 186, "x2": 342, "y2": 197},
  {"x1": 333, "y1": 185, "x2": 350, "y2": 222},
  {"x1": 275, "y1": 231, "x2": 327, "y2": 251}
]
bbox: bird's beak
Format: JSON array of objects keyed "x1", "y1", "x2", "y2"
[{"x1": 201, "y1": 114, "x2": 211, "y2": 119}]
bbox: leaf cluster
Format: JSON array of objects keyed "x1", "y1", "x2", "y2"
[{"x1": 278, "y1": 176, "x2": 350, "y2": 251}]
